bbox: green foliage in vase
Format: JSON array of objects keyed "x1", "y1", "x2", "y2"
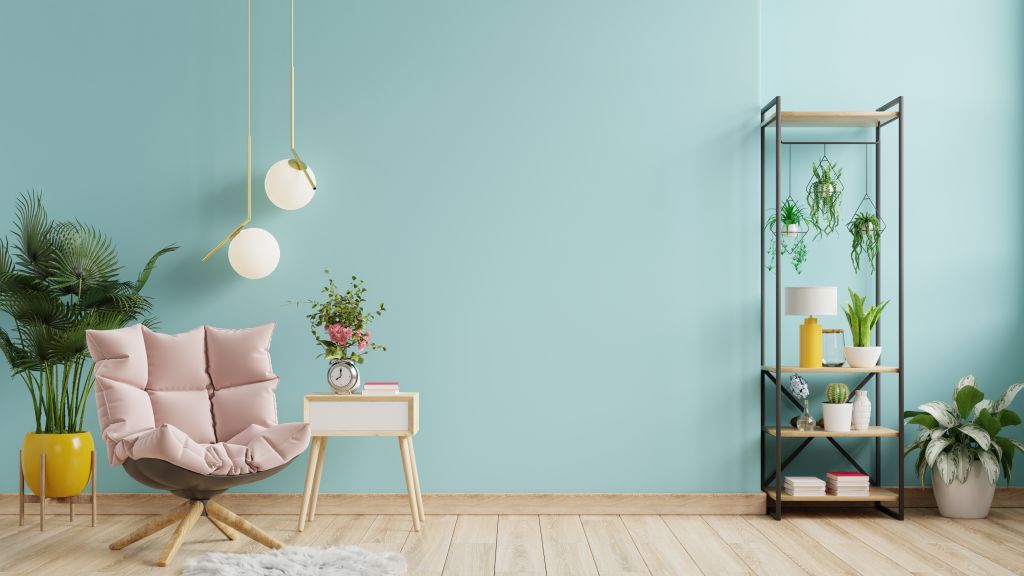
[
  {"x1": 0, "y1": 192, "x2": 177, "y2": 433},
  {"x1": 904, "y1": 375, "x2": 1024, "y2": 486},
  {"x1": 304, "y1": 271, "x2": 386, "y2": 364},
  {"x1": 825, "y1": 382, "x2": 849, "y2": 404},
  {"x1": 806, "y1": 160, "x2": 843, "y2": 238},
  {"x1": 764, "y1": 197, "x2": 809, "y2": 274},
  {"x1": 843, "y1": 288, "x2": 888, "y2": 347},
  {"x1": 847, "y1": 211, "x2": 882, "y2": 274}
]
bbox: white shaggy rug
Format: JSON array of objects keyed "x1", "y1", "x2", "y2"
[{"x1": 182, "y1": 546, "x2": 406, "y2": 576}]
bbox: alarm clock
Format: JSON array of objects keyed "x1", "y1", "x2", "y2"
[{"x1": 327, "y1": 359, "x2": 361, "y2": 394}]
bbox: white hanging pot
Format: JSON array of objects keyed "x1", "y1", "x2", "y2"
[
  {"x1": 844, "y1": 346, "x2": 881, "y2": 368},
  {"x1": 783, "y1": 223, "x2": 799, "y2": 238},
  {"x1": 932, "y1": 461, "x2": 995, "y2": 518},
  {"x1": 821, "y1": 403, "x2": 853, "y2": 432},
  {"x1": 815, "y1": 182, "x2": 833, "y2": 196}
]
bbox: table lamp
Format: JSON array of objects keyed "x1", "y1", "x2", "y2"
[{"x1": 785, "y1": 286, "x2": 837, "y2": 368}]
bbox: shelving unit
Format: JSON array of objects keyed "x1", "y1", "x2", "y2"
[{"x1": 760, "y1": 97, "x2": 904, "y2": 520}]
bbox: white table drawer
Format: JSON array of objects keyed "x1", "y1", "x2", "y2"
[{"x1": 304, "y1": 393, "x2": 419, "y2": 436}]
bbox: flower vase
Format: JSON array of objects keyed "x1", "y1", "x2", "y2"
[
  {"x1": 852, "y1": 390, "x2": 871, "y2": 431},
  {"x1": 796, "y1": 400, "x2": 816, "y2": 431}
]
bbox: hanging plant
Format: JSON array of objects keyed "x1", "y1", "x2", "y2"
[
  {"x1": 848, "y1": 211, "x2": 883, "y2": 274},
  {"x1": 805, "y1": 158, "x2": 844, "y2": 238},
  {"x1": 765, "y1": 197, "x2": 809, "y2": 274}
]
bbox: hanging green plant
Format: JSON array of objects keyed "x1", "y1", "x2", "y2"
[
  {"x1": 764, "y1": 197, "x2": 809, "y2": 274},
  {"x1": 805, "y1": 157, "x2": 844, "y2": 238},
  {"x1": 848, "y1": 211, "x2": 883, "y2": 274}
]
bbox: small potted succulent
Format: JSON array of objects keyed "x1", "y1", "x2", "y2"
[
  {"x1": 822, "y1": 382, "x2": 852, "y2": 432},
  {"x1": 764, "y1": 197, "x2": 809, "y2": 274},
  {"x1": 848, "y1": 211, "x2": 883, "y2": 274},
  {"x1": 904, "y1": 375, "x2": 1024, "y2": 518},
  {"x1": 842, "y1": 289, "x2": 888, "y2": 368},
  {"x1": 806, "y1": 160, "x2": 843, "y2": 237}
]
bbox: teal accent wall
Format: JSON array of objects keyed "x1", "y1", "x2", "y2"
[
  {"x1": 0, "y1": 0, "x2": 1020, "y2": 495},
  {"x1": 0, "y1": 0, "x2": 759, "y2": 493}
]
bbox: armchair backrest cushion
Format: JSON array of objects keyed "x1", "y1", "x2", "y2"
[{"x1": 86, "y1": 323, "x2": 280, "y2": 463}]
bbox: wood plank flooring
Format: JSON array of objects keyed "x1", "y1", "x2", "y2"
[{"x1": 2, "y1": 508, "x2": 1024, "y2": 575}]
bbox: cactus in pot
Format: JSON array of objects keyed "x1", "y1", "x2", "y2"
[{"x1": 823, "y1": 382, "x2": 853, "y2": 432}]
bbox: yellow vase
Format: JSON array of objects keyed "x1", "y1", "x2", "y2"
[{"x1": 21, "y1": 432, "x2": 95, "y2": 498}]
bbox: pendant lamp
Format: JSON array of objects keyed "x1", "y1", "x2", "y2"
[
  {"x1": 265, "y1": 0, "x2": 316, "y2": 210},
  {"x1": 203, "y1": 0, "x2": 281, "y2": 280}
]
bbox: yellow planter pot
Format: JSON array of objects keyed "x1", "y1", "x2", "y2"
[{"x1": 21, "y1": 431, "x2": 95, "y2": 498}]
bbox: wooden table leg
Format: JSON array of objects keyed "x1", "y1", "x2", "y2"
[
  {"x1": 399, "y1": 436, "x2": 421, "y2": 531},
  {"x1": 407, "y1": 436, "x2": 425, "y2": 523},
  {"x1": 297, "y1": 436, "x2": 322, "y2": 532},
  {"x1": 18, "y1": 450, "x2": 24, "y2": 527},
  {"x1": 308, "y1": 436, "x2": 327, "y2": 522}
]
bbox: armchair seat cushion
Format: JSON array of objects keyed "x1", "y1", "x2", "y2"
[{"x1": 117, "y1": 422, "x2": 310, "y2": 476}]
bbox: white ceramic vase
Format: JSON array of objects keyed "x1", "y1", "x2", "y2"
[
  {"x1": 852, "y1": 390, "x2": 871, "y2": 431},
  {"x1": 932, "y1": 461, "x2": 995, "y2": 518},
  {"x1": 822, "y1": 403, "x2": 853, "y2": 432},
  {"x1": 844, "y1": 346, "x2": 881, "y2": 368},
  {"x1": 784, "y1": 223, "x2": 799, "y2": 238}
]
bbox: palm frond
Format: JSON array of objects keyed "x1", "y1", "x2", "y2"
[
  {"x1": 49, "y1": 221, "x2": 121, "y2": 292},
  {"x1": 12, "y1": 191, "x2": 57, "y2": 278},
  {"x1": 134, "y1": 244, "x2": 178, "y2": 292}
]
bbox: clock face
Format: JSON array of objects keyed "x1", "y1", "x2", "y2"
[{"x1": 328, "y1": 360, "x2": 358, "y2": 393}]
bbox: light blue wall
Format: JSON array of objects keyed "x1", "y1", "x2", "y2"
[
  {"x1": 0, "y1": 0, "x2": 759, "y2": 493},
  {"x1": 761, "y1": 0, "x2": 1024, "y2": 484},
  {"x1": 0, "y1": 0, "x2": 1020, "y2": 495}
]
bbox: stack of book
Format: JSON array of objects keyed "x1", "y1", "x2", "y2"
[
  {"x1": 826, "y1": 471, "x2": 870, "y2": 496},
  {"x1": 783, "y1": 476, "x2": 825, "y2": 496},
  {"x1": 362, "y1": 382, "x2": 400, "y2": 396}
]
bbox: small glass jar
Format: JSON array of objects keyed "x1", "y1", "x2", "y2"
[
  {"x1": 796, "y1": 400, "x2": 816, "y2": 431},
  {"x1": 822, "y1": 329, "x2": 846, "y2": 367}
]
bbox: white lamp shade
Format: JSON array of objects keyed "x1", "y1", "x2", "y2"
[
  {"x1": 785, "y1": 286, "x2": 837, "y2": 316},
  {"x1": 228, "y1": 227, "x2": 280, "y2": 279},
  {"x1": 265, "y1": 158, "x2": 317, "y2": 210}
]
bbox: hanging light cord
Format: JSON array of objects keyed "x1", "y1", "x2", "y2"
[
  {"x1": 288, "y1": 0, "x2": 316, "y2": 189},
  {"x1": 203, "y1": 0, "x2": 253, "y2": 262}
]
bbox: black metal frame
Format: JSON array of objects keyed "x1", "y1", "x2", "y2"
[{"x1": 759, "y1": 97, "x2": 904, "y2": 521}]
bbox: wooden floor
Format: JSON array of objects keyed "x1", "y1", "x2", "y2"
[{"x1": 3, "y1": 508, "x2": 1024, "y2": 575}]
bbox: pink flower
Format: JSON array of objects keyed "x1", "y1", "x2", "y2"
[
  {"x1": 328, "y1": 323, "x2": 353, "y2": 345},
  {"x1": 357, "y1": 330, "x2": 371, "y2": 352}
]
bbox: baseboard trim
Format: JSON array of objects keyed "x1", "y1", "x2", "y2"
[
  {"x1": 2, "y1": 488, "x2": 1021, "y2": 516},
  {"x1": 1, "y1": 492, "x2": 763, "y2": 515}
]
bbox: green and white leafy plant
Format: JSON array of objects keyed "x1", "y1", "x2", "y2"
[
  {"x1": 904, "y1": 375, "x2": 1024, "y2": 486},
  {"x1": 764, "y1": 197, "x2": 809, "y2": 274}
]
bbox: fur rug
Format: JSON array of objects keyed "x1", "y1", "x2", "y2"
[{"x1": 182, "y1": 546, "x2": 406, "y2": 576}]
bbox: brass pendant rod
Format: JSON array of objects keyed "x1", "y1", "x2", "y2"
[
  {"x1": 203, "y1": 0, "x2": 253, "y2": 262},
  {"x1": 288, "y1": 0, "x2": 316, "y2": 190}
]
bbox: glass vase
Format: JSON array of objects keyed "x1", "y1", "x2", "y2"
[
  {"x1": 796, "y1": 400, "x2": 816, "y2": 431},
  {"x1": 822, "y1": 329, "x2": 846, "y2": 367}
]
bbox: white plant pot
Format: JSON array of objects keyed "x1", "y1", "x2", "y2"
[
  {"x1": 822, "y1": 403, "x2": 853, "y2": 432},
  {"x1": 932, "y1": 461, "x2": 995, "y2": 518},
  {"x1": 852, "y1": 390, "x2": 871, "y2": 431},
  {"x1": 783, "y1": 223, "x2": 799, "y2": 238},
  {"x1": 844, "y1": 346, "x2": 881, "y2": 368}
]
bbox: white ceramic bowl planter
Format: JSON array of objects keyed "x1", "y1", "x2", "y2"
[
  {"x1": 784, "y1": 223, "x2": 800, "y2": 238},
  {"x1": 844, "y1": 345, "x2": 882, "y2": 368},
  {"x1": 822, "y1": 403, "x2": 853, "y2": 432},
  {"x1": 932, "y1": 462, "x2": 996, "y2": 518}
]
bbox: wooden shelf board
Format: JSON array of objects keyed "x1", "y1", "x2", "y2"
[
  {"x1": 765, "y1": 111, "x2": 898, "y2": 128},
  {"x1": 763, "y1": 425, "x2": 898, "y2": 438},
  {"x1": 762, "y1": 365, "x2": 899, "y2": 374},
  {"x1": 764, "y1": 486, "x2": 898, "y2": 502}
]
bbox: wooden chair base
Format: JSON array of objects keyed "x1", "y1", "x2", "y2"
[
  {"x1": 19, "y1": 449, "x2": 97, "y2": 531},
  {"x1": 110, "y1": 499, "x2": 283, "y2": 567}
]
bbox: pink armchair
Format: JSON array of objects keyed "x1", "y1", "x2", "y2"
[{"x1": 86, "y1": 323, "x2": 310, "y2": 567}]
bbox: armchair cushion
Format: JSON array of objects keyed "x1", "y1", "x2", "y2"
[{"x1": 87, "y1": 323, "x2": 310, "y2": 476}]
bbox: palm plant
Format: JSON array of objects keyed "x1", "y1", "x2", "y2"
[
  {"x1": 904, "y1": 375, "x2": 1024, "y2": 486},
  {"x1": 0, "y1": 192, "x2": 177, "y2": 433}
]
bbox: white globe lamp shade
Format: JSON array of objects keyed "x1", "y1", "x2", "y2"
[
  {"x1": 228, "y1": 227, "x2": 280, "y2": 279},
  {"x1": 265, "y1": 158, "x2": 317, "y2": 210}
]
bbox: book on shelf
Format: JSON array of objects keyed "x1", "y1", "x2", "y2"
[
  {"x1": 784, "y1": 476, "x2": 825, "y2": 495},
  {"x1": 363, "y1": 382, "x2": 400, "y2": 396},
  {"x1": 826, "y1": 471, "x2": 869, "y2": 495}
]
